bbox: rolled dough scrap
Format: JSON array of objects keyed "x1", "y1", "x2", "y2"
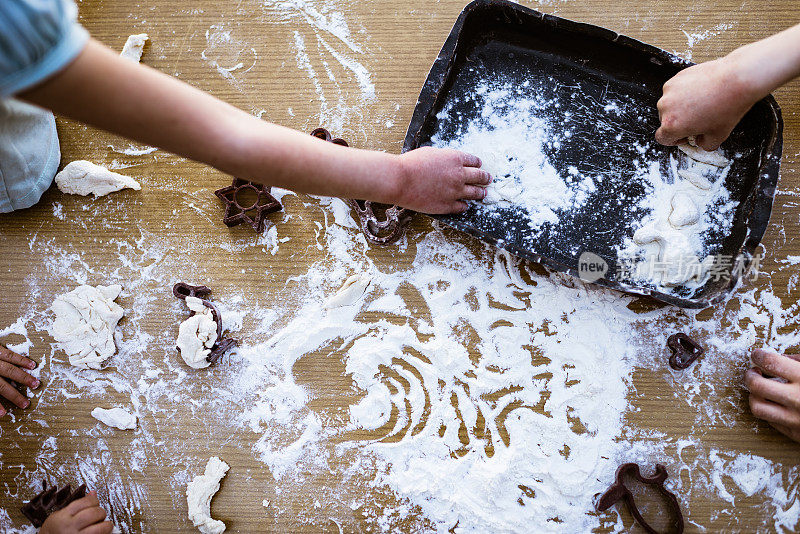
[
  {"x1": 677, "y1": 169, "x2": 713, "y2": 190},
  {"x1": 91, "y1": 407, "x2": 137, "y2": 430},
  {"x1": 668, "y1": 192, "x2": 701, "y2": 228},
  {"x1": 324, "y1": 274, "x2": 371, "y2": 309},
  {"x1": 187, "y1": 457, "x2": 229, "y2": 534},
  {"x1": 176, "y1": 297, "x2": 218, "y2": 369},
  {"x1": 120, "y1": 33, "x2": 149, "y2": 62},
  {"x1": 50, "y1": 285, "x2": 124, "y2": 369},
  {"x1": 55, "y1": 161, "x2": 141, "y2": 197},
  {"x1": 677, "y1": 143, "x2": 729, "y2": 167}
]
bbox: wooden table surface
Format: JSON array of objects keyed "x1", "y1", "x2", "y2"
[{"x1": 1, "y1": 0, "x2": 799, "y2": 532}]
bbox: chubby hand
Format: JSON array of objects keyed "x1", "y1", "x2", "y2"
[
  {"x1": 40, "y1": 491, "x2": 113, "y2": 534},
  {"x1": 745, "y1": 348, "x2": 800, "y2": 443},
  {"x1": 0, "y1": 344, "x2": 39, "y2": 416},
  {"x1": 395, "y1": 147, "x2": 492, "y2": 214},
  {"x1": 655, "y1": 57, "x2": 757, "y2": 151}
]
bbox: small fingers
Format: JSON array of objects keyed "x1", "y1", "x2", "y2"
[
  {"x1": 0, "y1": 345, "x2": 36, "y2": 370},
  {"x1": 749, "y1": 394, "x2": 800, "y2": 427},
  {"x1": 74, "y1": 506, "x2": 107, "y2": 529},
  {"x1": 752, "y1": 348, "x2": 800, "y2": 382},
  {"x1": 745, "y1": 369, "x2": 800, "y2": 409},
  {"x1": 0, "y1": 360, "x2": 39, "y2": 390},
  {"x1": 80, "y1": 521, "x2": 115, "y2": 534},
  {"x1": 449, "y1": 201, "x2": 468, "y2": 214},
  {"x1": 461, "y1": 185, "x2": 487, "y2": 202},
  {"x1": 80, "y1": 522, "x2": 114, "y2": 534},
  {"x1": 464, "y1": 168, "x2": 492, "y2": 186},
  {"x1": 65, "y1": 493, "x2": 100, "y2": 516},
  {"x1": 0, "y1": 378, "x2": 29, "y2": 409},
  {"x1": 459, "y1": 152, "x2": 482, "y2": 168},
  {"x1": 695, "y1": 133, "x2": 725, "y2": 152},
  {"x1": 654, "y1": 125, "x2": 684, "y2": 147}
]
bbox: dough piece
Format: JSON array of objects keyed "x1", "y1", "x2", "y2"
[
  {"x1": 120, "y1": 33, "x2": 149, "y2": 62},
  {"x1": 91, "y1": 407, "x2": 137, "y2": 430},
  {"x1": 632, "y1": 225, "x2": 666, "y2": 248},
  {"x1": 176, "y1": 297, "x2": 218, "y2": 369},
  {"x1": 55, "y1": 161, "x2": 141, "y2": 197},
  {"x1": 678, "y1": 169, "x2": 713, "y2": 190},
  {"x1": 677, "y1": 143, "x2": 729, "y2": 168},
  {"x1": 668, "y1": 192, "x2": 701, "y2": 228},
  {"x1": 187, "y1": 457, "x2": 229, "y2": 534},
  {"x1": 50, "y1": 285, "x2": 124, "y2": 369},
  {"x1": 324, "y1": 274, "x2": 371, "y2": 309}
]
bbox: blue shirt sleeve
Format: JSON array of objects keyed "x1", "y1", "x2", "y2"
[{"x1": 0, "y1": 0, "x2": 88, "y2": 97}]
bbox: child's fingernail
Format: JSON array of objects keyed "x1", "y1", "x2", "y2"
[
  {"x1": 28, "y1": 362, "x2": 36, "y2": 369},
  {"x1": 0, "y1": 409, "x2": 6, "y2": 416},
  {"x1": 32, "y1": 380, "x2": 40, "y2": 388},
  {"x1": 23, "y1": 400, "x2": 30, "y2": 408}
]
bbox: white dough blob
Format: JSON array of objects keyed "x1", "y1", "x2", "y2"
[
  {"x1": 678, "y1": 140, "x2": 729, "y2": 167},
  {"x1": 621, "y1": 142, "x2": 735, "y2": 288},
  {"x1": 49, "y1": 284, "x2": 124, "y2": 369},
  {"x1": 176, "y1": 297, "x2": 218, "y2": 369},
  {"x1": 187, "y1": 457, "x2": 229, "y2": 534},
  {"x1": 323, "y1": 273, "x2": 371, "y2": 309},
  {"x1": 120, "y1": 33, "x2": 149, "y2": 62},
  {"x1": 91, "y1": 407, "x2": 137, "y2": 430},
  {"x1": 55, "y1": 161, "x2": 142, "y2": 197}
]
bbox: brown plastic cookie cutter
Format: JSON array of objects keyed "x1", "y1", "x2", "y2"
[
  {"x1": 173, "y1": 283, "x2": 238, "y2": 365},
  {"x1": 310, "y1": 127, "x2": 414, "y2": 245},
  {"x1": 21, "y1": 481, "x2": 87, "y2": 527},
  {"x1": 214, "y1": 178, "x2": 282, "y2": 233},
  {"x1": 667, "y1": 333, "x2": 705, "y2": 370},
  {"x1": 597, "y1": 463, "x2": 684, "y2": 534}
]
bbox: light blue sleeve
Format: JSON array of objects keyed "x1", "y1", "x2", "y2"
[{"x1": 0, "y1": 0, "x2": 89, "y2": 97}]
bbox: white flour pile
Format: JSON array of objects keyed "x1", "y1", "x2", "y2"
[{"x1": 431, "y1": 81, "x2": 596, "y2": 230}]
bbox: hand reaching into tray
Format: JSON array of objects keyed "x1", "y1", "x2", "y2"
[
  {"x1": 17, "y1": 40, "x2": 489, "y2": 216},
  {"x1": 656, "y1": 23, "x2": 800, "y2": 151},
  {"x1": 0, "y1": 344, "x2": 39, "y2": 416},
  {"x1": 40, "y1": 491, "x2": 114, "y2": 534},
  {"x1": 745, "y1": 349, "x2": 800, "y2": 443}
]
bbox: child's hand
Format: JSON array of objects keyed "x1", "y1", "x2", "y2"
[
  {"x1": 395, "y1": 147, "x2": 491, "y2": 214},
  {"x1": 0, "y1": 344, "x2": 39, "y2": 416},
  {"x1": 40, "y1": 491, "x2": 113, "y2": 534},
  {"x1": 745, "y1": 348, "x2": 800, "y2": 443},
  {"x1": 654, "y1": 57, "x2": 758, "y2": 151}
]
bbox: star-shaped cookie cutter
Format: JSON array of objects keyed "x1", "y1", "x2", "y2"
[
  {"x1": 173, "y1": 283, "x2": 238, "y2": 365},
  {"x1": 310, "y1": 127, "x2": 413, "y2": 245},
  {"x1": 214, "y1": 178, "x2": 282, "y2": 233},
  {"x1": 597, "y1": 463, "x2": 684, "y2": 534}
]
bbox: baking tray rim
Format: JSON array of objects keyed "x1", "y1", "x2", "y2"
[{"x1": 401, "y1": 0, "x2": 783, "y2": 309}]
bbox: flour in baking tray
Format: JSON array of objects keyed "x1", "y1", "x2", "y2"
[{"x1": 432, "y1": 81, "x2": 596, "y2": 231}]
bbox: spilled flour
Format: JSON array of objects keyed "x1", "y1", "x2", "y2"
[{"x1": 1, "y1": 173, "x2": 799, "y2": 533}]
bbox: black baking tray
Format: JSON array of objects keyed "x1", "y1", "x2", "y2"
[{"x1": 402, "y1": 0, "x2": 782, "y2": 308}]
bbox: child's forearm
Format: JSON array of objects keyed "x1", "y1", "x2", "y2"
[
  {"x1": 726, "y1": 23, "x2": 800, "y2": 101},
  {"x1": 20, "y1": 39, "x2": 404, "y2": 203}
]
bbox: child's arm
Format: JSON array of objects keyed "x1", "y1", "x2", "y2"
[
  {"x1": 745, "y1": 349, "x2": 800, "y2": 443},
  {"x1": 21, "y1": 40, "x2": 490, "y2": 214},
  {"x1": 40, "y1": 491, "x2": 113, "y2": 534},
  {"x1": 656, "y1": 23, "x2": 800, "y2": 151},
  {"x1": 0, "y1": 345, "x2": 39, "y2": 416}
]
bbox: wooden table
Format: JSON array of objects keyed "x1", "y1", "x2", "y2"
[{"x1": 0, "y1": 0, "x2": 798, "y2": 532}]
